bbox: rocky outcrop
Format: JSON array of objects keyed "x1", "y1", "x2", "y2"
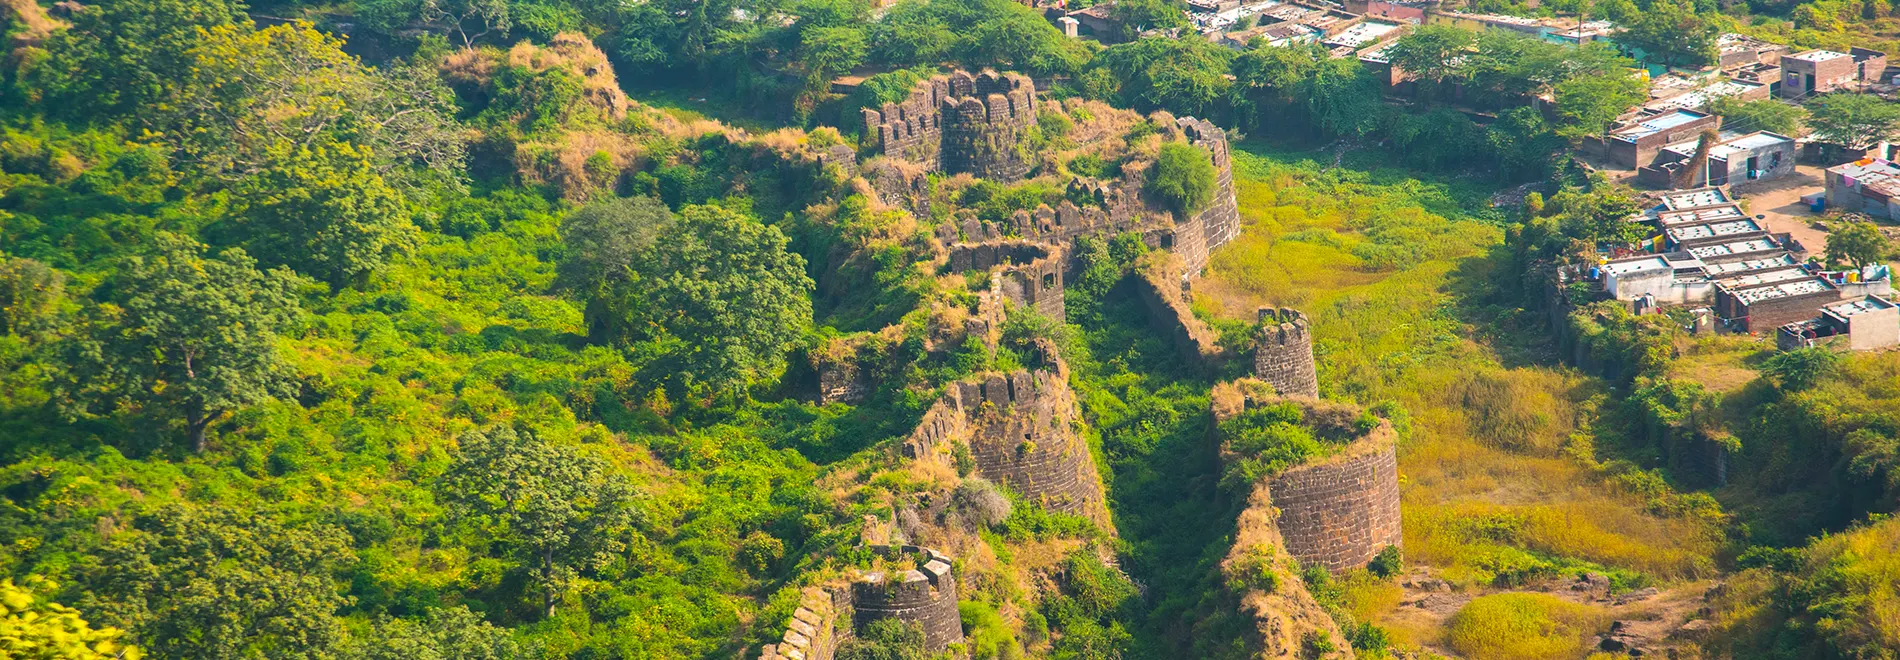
[{"x1": 1224, "y1": 484, "x2": 1358, "y2": 659}]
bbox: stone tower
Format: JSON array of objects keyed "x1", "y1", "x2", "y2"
[
  {"x1": 861, "y1": 71, "x2": 1037, "y2": 182},
  {"x1": 851, "y1": 546, "x2": 964, "y2": 653},
  {"x1": 1254, "y1": 307, "x2": 1318, "y2": 398}
]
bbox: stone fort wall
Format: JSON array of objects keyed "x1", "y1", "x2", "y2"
[
  {"x1": 758, "y1": 546, "x2": 963, "y2": 659},
  {"x1": 1132, "y1": 255, "x2": 1230, "y2": 375},
  {"x1": 862, "y1": 71, "x2": 1036, "y2": 182},
  {"x1": 902, "y1": 345, "x2": 1111, "y2": 526},
  {"x1": 949, "y1": 240, "x2": 1066, "y2": 321},
  {"x1": 1255, "y1": 307, "x2": 1319, "y2": 398},
  {"x1": 1213, "y1": 387, "x2": 1403, "y2": 575},
  {"x1": 1267, "y1": 435, "x2": 1403, "y2": 574},
  {"x1": 851, "y1": 545, "x2": 964, "y2": 653}
]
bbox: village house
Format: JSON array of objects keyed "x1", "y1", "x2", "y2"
[
  {"x1": 1825, "y1": 158, "x2": 1900, "y2": 219},
  {"x1": 1780, "y1": 48, "x2": 1888, "y2": 97},
  {"x1": 1778, "y1": 295, "x2": 1900, "y2": 351},
  {"x1": 1583, "y1": 109, "x2": 1721, "y2": 170},
  {"x1": 1716, "y1": 33, "x2": 1788, "y2": 70},
  {"x1": 1639, "y1": 131, "x2": 1797, "y2": 188}
]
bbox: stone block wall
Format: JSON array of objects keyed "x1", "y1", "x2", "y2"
[
  {"x1": 1255, "y1": 308, "x2": 1319, "y2": 398},
  {"x1": 759, "y1": 586, "x2": 851, "y2": 660},
  {"x1": 1267, "y1": 438, "x2": 1403, "y2": 574},
  {"x1": 862, "y1": 71, "x2": 1036, "y2": 182},
  {"x1": 862, "y1": 78, "x2": 949, "y2": 169},
  {"x1": 949, "y1": 241, "x2": 1065, "y2": 321},
  {"x1": 1179, "y1": 116, "x2": 1241, "y2": 273},
  {"x1": 851, "y1": 546, "x2": 964, "y2": 653},
  {"x1": 1132, "y1": 256, "x2": 1230, "y2": 374},
  {"x1": 902, "y1": 347, "x2": 1111, "y2": 526}
]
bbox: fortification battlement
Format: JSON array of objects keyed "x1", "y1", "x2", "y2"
[
  {"x1": 758, "y1": 585, "x2": 852, "y2": 660},
  {"x1": 1211, "y1": 388, "x2": 1403, "y2": 576},
  {"x1": 949, "y1": 240, "x2": 1066, "y2": 322},
  {"x1": 1254, "y1": 307, "x2": 1319, "y2": 398},
  {"x1": 861, "y1": 70, "x2": 1037, "y2": 181},
  {"x1": 852, "y1": 545, "x2": 964, "y2": 653}
]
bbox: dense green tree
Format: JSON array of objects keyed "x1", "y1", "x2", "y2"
[
  {"x1": 1091, "y1": 36, "x2": 1234, "y2": 118},
  {"x1": 641, "y1": 204, "x2": 815, "y2": 394},
  {"x1": 25, "y1": 0, "x2": 244, "y2": 120},
  {"x1": 1825, "y1": 219, "x2": 1889, "y2": 270},
  {"x1": 79, "y1": 505, "x2": 354, "y2": 660},
  {"x1": 557, "y1": 196, "x2": 674, "y2": 345},
  {"x1": 355, "y1": 0, "x2": 517, "y2": 47},
  {"x1": 1549, "y1": 185, "x2": 1644, "y2": 245},
  {"x1": 1806, "y1": 93, "x2": 1900, "y2": 150},
  {"x1": 1552, "y1": 72, "x2": 1650, "y2": 140},
  {"x1": 1302, "y1": 57, "x2": 1384, "y2": 138},
  {"x1": 161, "y1": 22, "x2": 465, "y2": 181},
  {"x1": 1707, "y1": 97, "x2": 1808, "y2": 137},
  {"x1": 1383, "y1": 24, "x2": 1475, "y2": 100},
  {"x1": 229, "y1": 143, "x2": 417, "y2": 288},
  {"x1": 347, "y1": 607, "x2": 526, "y2": 660},
  {"x1": 0, "y1": 257, "x2": 66, "y2": 339},
  {"x1": 1761, "y1": 347, "x2": 1844, "y2": 391},
  {"x1": 53, "y1": 235, "x2": 303, "y2": 452},
  {"x1": 437, "y1": 426, "x2": 643, "y2": 618},
  {"x1": 1229, "y1": 42, "x2": 1324, "y2": 132},
  {"x1": 1149, "y1": 142, "x2": 1218, "y2": 219},
  {"x1": 0, "y1": 578, "x2": 141, "y2": 660},
  {"x1": 1109, "y1": 0, "x2": 1190, "y2": 41},
  {"x1": 1615, "y1": 0, "x2": 1718, "y2": 68}
]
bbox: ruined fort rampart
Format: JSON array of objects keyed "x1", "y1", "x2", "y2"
[
  {"x1": 851, "y1": 545, "x2": 964, "y2": 653},
  {"x1": 1132, "y1": 254, "x2": 1230, "y2": 374},
  {"x1": 903, "y1": 345, "x2": 1111, "y2": 526},
  {"x1": 1255, "y1": 308, "x2": 1319, "y2": 398},
  {"x1": 949, "y1": 240, "x2": 1066, "y2": 321},
  {"x1": 1267, "y1": 433, "x2": 1403, "y2": 573},
  {"x1": 1213, "y1": 385, "x2": 1403, "y2": 575},
  {"x1": 758, "y1": 546, "x2": 963, "y2": 659},
  {"x1": 862, "y1": 71, "x2": 1037, "y2": 182}
]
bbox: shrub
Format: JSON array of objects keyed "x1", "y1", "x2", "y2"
[
  {"x1": 1367, "y1": 545, "x2": 1403, "y2": 578},
  {"x1": 1446, "y1": 593, "x2": 1608, "y2": 660},
  {"x1": 1149, "y1": 141, "x2": 1216, "y2": 218}
]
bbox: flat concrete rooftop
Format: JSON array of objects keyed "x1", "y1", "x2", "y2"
[{"x1": 1733, "y1": 277, "x2": 1835, "y2": 303}]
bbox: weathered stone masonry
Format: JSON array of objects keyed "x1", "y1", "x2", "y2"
[
  {"x1": 949, "y1": 241, "x2": 1066, "y2": 321},
  {"x1": 852, "y1": 546, "x2": 963, "y2": 653},
  {"x1": 759, "y1": 546, "x2": 963, "y2": 660},
  {"x1": 1254, "y1": 307, "x2": 1319, "y2": 398},
  {"x1": 1266, "y1": 438, "x2": 1403, "y2": 574},
  {"x1": 903, "y1": 355, "x2": 1111, "y2": 526},
  {"x1": 862, "y1": 71, "x2": 1037, "y2": 182}
]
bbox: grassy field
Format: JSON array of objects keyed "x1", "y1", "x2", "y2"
[{"x1": 1190, "y1": 144, "x2": 1728, "y2": 650}]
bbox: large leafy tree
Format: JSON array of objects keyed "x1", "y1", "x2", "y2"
[
  {"x1": 1707, "y1": 97, "x2": 1808, "y2": 136},
  {"x1": 1826, "y1": 219, "x2": 1890, "y2": 270},
  {"x1": 78, "y1": 505, "x2": 354, "y2": 660},
  {"x1": 348, "y1": 607, "x2": 526, "y2": 660},
  {"x1": 54, "y1": 234, "x2": 303, "y2": 452},
  {"x1": 0, "y1": 578, "x2": 141, "y2": 660},
  {"x1": 0, "y1": 256, "x2": 67, "y2": 340},
  {"x1": 1091, "y1": 36, "x2": 1235, "y2": 119},
  {"x1": 1553, "y1": 73, "x2": 1650, "y2": 140},
  {"x1": 1807, "y1": 93, "x2": 1900, "y2": 151},
  {"x1": 1228, "y1": 43, "x2": 1324, "y2": 133},
  {"x1": 437, "y1": 426, "x2": 644, "y2": 618},
  {"x1": 1615, "y1": 0, "x2": 1718, "y2": 68},
  {"x1": 25, "y1": 0, "x2": 244, "y2": 120},
  {"x1": 228, "y1": 143, "x2": 417, "y2": 288},
  {"x1": 1302, "y1": 57, "x2": 1385, "y2": 138},
  {"x1": 1109, "y1": 0, "x2": 1190, "y2": 42},
  {"x1": 159, "y1": 22, "x2": 465, "y2": 182},
  {"x1": 561, "y1": 199, "x2": 812, "y2": 394},
  {"x1": 1383, "y1": 24, "x2": 1475, "y2": 101}
]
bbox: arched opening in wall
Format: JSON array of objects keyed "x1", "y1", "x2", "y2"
[{"x1": 1043, "y1": 273, "x2": 1056, "y2": 290}]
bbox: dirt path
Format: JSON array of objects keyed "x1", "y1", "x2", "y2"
[
  {"x1": 1735, "y1": 164, "x2": 1830, "y2": 254},
  {"x1": 1383, "y1": 566, "x2": 1718, "y2": 658}
]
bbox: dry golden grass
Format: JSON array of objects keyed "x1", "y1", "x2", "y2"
[
  {"x1": 1664, "y1": 334, "x2": 1771, "y2": 394},
  {"x1": 1447, "y1": 593, "x2": 1613, "y2": 660}
]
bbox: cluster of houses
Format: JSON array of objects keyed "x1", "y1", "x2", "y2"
[{"x1": 1589, "y1": 187, "x2": 1897, "y2": 350}]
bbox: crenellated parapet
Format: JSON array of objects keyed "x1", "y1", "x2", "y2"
[
  {"x1": 948, "y1": 240, "x2": 1066, "y2": 321},
  {"x1": 851, "y1": 545, "x2": 964, "y2": 653},
  {"x1": 902, "y1": 341, "x2": 1112, "y2": 527},
  {"x1": 1212, "y1": 385, "x2": 1403, "y2": 576},
  {"x1": 862, "y1": 70, "x2": 1037, "y2": 181},
  {"x1": 759, "y1": 585, "x2": 852, "y2": 660},
  {"x1": 1177, "y1": 116, "x2": 1241, "y2": 272},
  {"x1": 1255, "y1": 307, "x2": 1319, "y2": 398}
]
